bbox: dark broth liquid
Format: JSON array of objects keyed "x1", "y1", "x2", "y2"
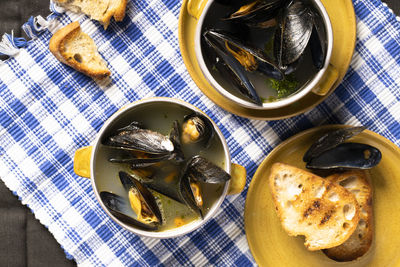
[
  {"x1": 201, "y1": 0, "x2": 327, "y2": 102},
  {"x1": 94, "y1": 102, "x2": 226, "y2": 231}
]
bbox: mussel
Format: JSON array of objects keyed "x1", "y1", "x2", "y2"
[
  {"x1": 226, "y1": 0, "x2": 290, "y2": 28},
  {"x1": 109, "y1": 150, "x2": 172, "y2": 169},
  {"x1": 179, "y1": 156, "x2": 231, "y2": 217},
  {"x1": 181, "y1": 113, "x2": 214, "y2": 147},
  {"x1": 100, "y1": 171, "x2": 163, "y2": 230},
  {"x1": 274, "y1": 0, "x2": 325, "y2": 72},
  {"x1": 121, "y1": 166, "x2": 184, "y2": 204},
  {"x1": 183, "y1": 155, "x2": 231, "y2": 184},
  {"x1": 303, "y1": 126, "x2": 382, "y2": 170},
  {"x1": 106, "y1": 121, "x2": 178, "y2": 168},
  {"x1": 202, "y1": 0, "x2": 327, "y2": 103},
  {"x1": 306, "y1": 143, "x2": 382, "y2": 170},
  {"x1": 303, "y1": 126, "x2": 367, "y2": 162},
  {"x1": 105, "y1": 121, "x2": 174, "y2": 155}
]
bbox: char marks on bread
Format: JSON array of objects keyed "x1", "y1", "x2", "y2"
[{"x1": 269, "y1": 163, "x2": 360, "y2": 251}]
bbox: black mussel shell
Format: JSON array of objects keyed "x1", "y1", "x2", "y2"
[
  {"x1": 105, "y1": 121, "x2": 174, "y2": 155},
  {"x1": 169, "y1": 120, "x2": 185, "y2": 162},
  {"x1": 226, "y1": 0, "x2": 289, "y2": 26},
  {"x1": 203, "y1": 30, "x2": 262, "y2": 105},
  {"x1": 309, "y1": 25, "x2": 325, "y2": 70},
  {"x1": 205, "y1": 29, "x2": 280, "y2": 72},
  {"x1": 119, "y1": 172, "x2": 163, "y2": 224},
  {"x1": 179, "y1": 175, "x2": 204, "y2": 218},
  {"x1": 100, "y1": 191, "x2": 159, "y2": 230},
  {"x1": 303, "y1": 126, "x2": 367, "y2": 162},
  {"x1": 274, "y1": 0, "x2": 314, "y2": 68},
  {"x1": 120, "y1": 170, "x2": 184, "y2": 204},
  {"x1": 182, "y1": 113, "x2": 214, "y2": 147},
  {"x1": 306, "y1": 143, "x2": 382, "y2": 170},
  {"x1": 109, "y1": 150, "x2": 172, "y2": 169},
  {"x1": 185, "y1": 156, "x2": 231, "y2": 184}
]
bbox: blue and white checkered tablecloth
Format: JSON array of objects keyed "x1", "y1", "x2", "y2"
[{"x1": 0, "y1": 0, "x2": 399, "y2": 265}]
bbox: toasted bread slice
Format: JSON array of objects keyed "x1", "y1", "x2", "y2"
[
  {"x1": 324, "y1": 171, "x2": 373, "y2": 261},
  {"x1": 53, "y1": 0, "x2": 127, "y2": 29},
  {"x1": 49, "y1": 22, "x2": 111, "y2": 79},
  {"x1": 269, "y1": 163, "x2": 360, "y2": 251}
]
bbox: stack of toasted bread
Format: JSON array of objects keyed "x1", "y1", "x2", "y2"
[{"x1": 269, "y1": 163, "x2": 373, "y2": 262}]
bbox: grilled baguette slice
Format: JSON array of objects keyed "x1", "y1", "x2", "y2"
[
  {"x1": 324, "y1": 170, "x2": 373, "y2": 261},
  {"x1": 269, "y1": 163, "x2": 360, "y2": 251},
  {"x1": 53, "y1": 0, "x2": 127, "y2": 29},
  {"x1": 49, "y1": 22, "x2": 111, "y2": 79}
]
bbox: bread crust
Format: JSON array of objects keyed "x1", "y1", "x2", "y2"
[
  {"x1": 49, "y1": 22, "x2": 111, "y2": 79},
  {"x1": 269, "y1": 163, "x2": 360, "y2": 251},
  {"x1": 323, "y1": 171, "x2": 373, "y2": 261},
  {"x1": 53, "y1": 0, "x2": 127, "y2": 29}
]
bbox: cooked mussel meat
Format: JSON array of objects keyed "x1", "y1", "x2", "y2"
[
  {"x1": 205, "y1": 29, "x2": 283, "y2": 80},
  {"x1": 105, "y1": 121, "x2": 174, "y2": 155},
  {"x1": 226, "y1": 0, "x2": 289, "y2": 27},
  {"x1": 118, "y1": 171, "x2": 163, "y2": 226},
  {"x1": 182, "y1": 113, "x2": 214, "y2": 147},
  {"x1": 179, "y1": 156, "x2": 230, "y2": 217},
  {"x1": 306, "y1": 143, "x2": 382, "y2": 170},
  {"x1": 100, "y1": 191, "x2": 161, "y2": 230},
  {"x1": 120, "y1": 166, "x2": 184, "y2": 204},
  {"x1": 203, "y1": 30, "x2": 262, "y2": 105},
  {"x1": 179, "y1": 173, "x2": 205, "y2": 218}
]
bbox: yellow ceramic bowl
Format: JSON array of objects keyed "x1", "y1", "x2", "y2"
[{"x1": 245, "y1": 125, "x2": 400, "y2": 266}]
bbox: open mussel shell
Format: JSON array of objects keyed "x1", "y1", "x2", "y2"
[
  {"x1": 179, "y1": 175, "x2": 204, "y2": 218},
  {"x1": 120, "y1": 170, "x2": 183, "y2": 204},
  {"x1": 306, "y1": 143, "x2": 382, "y2": 170},
  {"x1": 203, "y1": 30, "x2": 262, "y2": 105},
  {"x1": 226, "y1": 0, "x2": 289, "y2": 26},
  {"x1": 100, "y1": 191, "x2": 159, "y2": 231},
  {"x1": 119, "y1": 171, "x2": 163, "y2": 224},
  {"x1": 182, "y1": 113, "x2": 214, "y2": 147},
  {"x1": 104, "y1": 121, "x2": 174, "y2": 155},
  {"x1": 303, "y1": 126, "x2": 367, "y2": 162},
  {"x1": 185, "y1": 155, "x2": 231, "y2": 184},
  {"x1": 274, "y1": 0, "x2": 314, "y2": 67}
]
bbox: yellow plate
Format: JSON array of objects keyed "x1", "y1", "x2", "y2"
[
  {"x1": 178, "y1": 0, "x2": 356, "y2": 120},
  {"x1": 245, "y1": 125, "x2": 400, "y2": 266}
]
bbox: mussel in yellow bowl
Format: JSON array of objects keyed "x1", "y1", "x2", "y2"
[{"x1": 73, "y1": 98, "x2": 246, "y2": 238}]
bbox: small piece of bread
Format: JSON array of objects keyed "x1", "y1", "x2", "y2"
[
  {"x1": 49, "y1": 22, "x2": 111, "y2": 79},
  {"x1": 269, "y1": 163, "x2": 360, "y2": 251},
  {"x1": 324, "y1": 170, "x2": 373, "y2": 261},
  {"x1": 53, "y1": 0, "x2": 127, "y2": 29}
]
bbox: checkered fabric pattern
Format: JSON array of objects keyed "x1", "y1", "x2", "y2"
[{"x1": 0, "y1": 0, "x2": 399, "y2": 265}]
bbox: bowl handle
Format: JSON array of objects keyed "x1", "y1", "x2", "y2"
[
  {"x1": 311, "y1": 63, "x2": 339, "y2": 96},
  {"x1": 187, "y1": 0, "x2": 207, "y2": 19},
  {"x1": 73, "y1": 146, "x2": 92, "y2": 178},
  {"x1": 227, "y1": 163, "x2": 246, "y2": 195}
]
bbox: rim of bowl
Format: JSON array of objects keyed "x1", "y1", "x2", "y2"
[
  {"x1": 90, "y1": 97, "x2": 231, "y2": 238},
  {"x1": 195, "y1": 0, "x2": 334, "y2": 110}
]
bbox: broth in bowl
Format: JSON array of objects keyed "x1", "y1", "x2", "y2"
[
  {"x1": 196, "y1": 0, "x2": 331, "y2": 109},
  {"x1": 93, "y1": 101, "x2": 228, "y2": 232}
]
